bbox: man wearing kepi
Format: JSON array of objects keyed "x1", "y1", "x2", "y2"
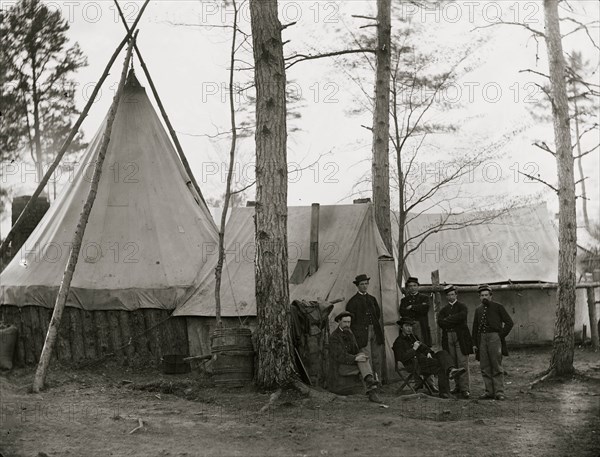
[
  {"x1": 329, "y1": 311, "x2": 382, "y2": 403},
  {"x1": 472, "y1": 284, "x2": 514, "y2": 401},
  {"x1": 399, "y1": 277, "x2": 432, "y2": 346},
  {"x1": 393, "y1": 317, "x2": 466, "y2": 399},
  {"x1": 345, "y1": 274, "x2": 384, "y2": 381},
  {"x1": 437, "y1": 285, "x2": 473, "y2": 399}
]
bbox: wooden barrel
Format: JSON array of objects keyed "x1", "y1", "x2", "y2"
[{"x1": 210, "y1": 327, "x2": 254, "y2": 386}]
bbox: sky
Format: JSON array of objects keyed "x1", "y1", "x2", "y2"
[{"x1": 1, "y1": 0, "x2": 599, "y2": 238}]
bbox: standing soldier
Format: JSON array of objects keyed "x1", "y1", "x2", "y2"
[
  {"x1": 345, "y1": 274, "x2": 384, "y2": 381},
  {"x1": 399, "y1": 277, "x2": 432, "y2": 346},
  {"x1": 472, "y1": 284, "x2": 514, "y2": 401},
  {"x1": 438, "y1": 285, "x2": 473, "y2": 399}
]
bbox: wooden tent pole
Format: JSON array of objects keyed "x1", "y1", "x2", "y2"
[
  {"x1": 0, "y1": 0, "x2": 151, "y2": 260},
  {"x1": 431, "y1": 270, "x2": 442, "y2": 347},
  {"x1": 113, "y1": 0, "x2": 208, "y2": 208},
  {"x1": 32, "y1": 35, "x2": 138, "y2": 393}
]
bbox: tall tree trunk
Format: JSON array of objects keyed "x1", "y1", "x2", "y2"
[
  {"x1": 372, "y1": 0, "x2": 393, "y2": 254},
  {"x1": 544, "y1": 0, "x2": 577, "y2": 376},
  {"x1": 572, "y1": 98, "x2": 590, "y2": 230},
  {"x1": 249, "y1": 0, "x2": 295, "y2": 388},
  {"x1": 31, "y1": 53, "x2": 43, "y2": 183}
]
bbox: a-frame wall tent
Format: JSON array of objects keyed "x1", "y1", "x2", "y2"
[
  {"x1": 0, "y1": 71, "x2": 219, "y2": 365},
  {"x1": 175, "y1": 203, "x2": 402, "y2": 378}
]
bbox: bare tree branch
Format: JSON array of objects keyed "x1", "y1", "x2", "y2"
[
  {"x1": 285, "y1": 49, "x2": 376, "y2": 69},
  {"x1": 534, "y1": 141, "x2": 556, "y2": 156},
  {"x1": 560, "y1": 18, "x2": 600, "y2": 50},
  {"x1": 573, "y1": 143, "x2": 599, "y2": 160},
  {"x1": 471, "y1": 22, "x2": 545, "y2": 38},
  {"x1": 517, "y1": 171, "x2": 558, "y2": 193}
]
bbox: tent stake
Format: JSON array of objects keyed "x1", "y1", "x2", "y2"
[
  {"x1": 32, "y1": 34, "x2": 138, "y2": 393},
  {"x1": 112, "y1": 0, "x2": 208, "y2": 209},
  {"x1": 0, "y1": 0, "x2": 151, "y2": 261}
]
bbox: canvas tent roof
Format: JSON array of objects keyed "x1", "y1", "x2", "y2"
[
  {"x1": 174, "y1": 203, "x2": 394, "y2": 317},
  {"x1": 0, "y1": 72, "x2": 218, "y2": 311},
  {"x1": 393, "y1": 203, "x2": 560, "y2": 285}
]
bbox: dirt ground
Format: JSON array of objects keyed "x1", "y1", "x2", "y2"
[{"x1": 1, "y1": 346, "x2": 599, "y2": 457}]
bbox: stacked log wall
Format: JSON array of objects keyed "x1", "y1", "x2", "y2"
[{"x1": 0, "y1": 305, "x2": 188, "y2": 367}]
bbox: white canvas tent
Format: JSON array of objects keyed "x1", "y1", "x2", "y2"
[
  {"x1": 175, "y1": 203, "x2": 401, "y2": 376},
  {"x1": 0, "y1": 72, "x2": 219, "y2": 365},
  {"x1": 1, "y1": 72, "x2": 218, "y2": 311},
  {"x1": 393, "y1": 203, "x2": 590, "y2": 345}
]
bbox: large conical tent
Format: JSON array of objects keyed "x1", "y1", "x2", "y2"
[{"x1": 0, "y1": 71, "x2": 218, "y2": 311}]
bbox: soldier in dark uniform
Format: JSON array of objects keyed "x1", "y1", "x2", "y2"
[
  {"x1": 437, "y1": 285, "x2": 473, "y2": 399},
  {"x1": 393, "y1": 317, "x2": 466, "y2": 399},
  {"x1": 472, "y1": 284, "x2": 514, "y2": 401},
  {"x1": 399, "y1": 277, "x2": 432, "y2": 346},
  {"x1": 345, "y1": 274, "x2": 384, "y2": 381},
  {"x1": 328, "y1": 311, "x2": 381, "y2": 403}
]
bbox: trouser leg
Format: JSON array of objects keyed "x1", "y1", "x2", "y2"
[
  {"x1": 356, "y1": 359, "x2": 373, "y2": 379},
  {"x1": 480, "y1": 334, "x2": 495, "y2": 395},
  {"x1": 360, "y1": 325, "x2": 382, "y2": 381},
  {"x1": 449, "y1": 332, "x2": 470, "y2": 392},
  {"x1": 421, "y1": 355, "x2": 450, "y2": 394},
  {"x1": 487, "y1": 333, "x2": 504, "y2": 395}
]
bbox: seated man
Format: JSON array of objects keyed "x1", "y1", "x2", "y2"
[
  {"x1": 392, "y1": 317, "x2": 466, "y2": 399},
  {"x1": 329, "y1": 311, "x2": 381, "y2": 403}
]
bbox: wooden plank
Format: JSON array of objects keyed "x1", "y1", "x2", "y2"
[
  {"x1": 171, "y1": 315, "x2": 188, "y2": 356},
  {"x1": 155, "y1": 309, "x2": 169, "y2": 360},
  {"x1": 69, "y1": 308, "x2": 86, "y2": 363},
  {"x1": 130, "y1": 309, "x2": 150, "y2": 360},
  {"x1": 20, "y1": 307, "x2": 36, "y2": 365},
  {"x1": 15, "y1": 307, "x2": 26, "y2": 367},
  {"x1": 81, "y1": 310, "x2": 97, "y2": 360},
  {"x1": 118, "y1": 311, "x2": 135, "y2": 362},
  {"x1": 431, "y1": 270, "x2": 442, "y2": 347},
  {"x1": 160, "y1": 310, "x2": 176, "y2": 356},
  {"x1": 309, "y1": 203, "x2": 319, "y2": 275},
  {"x1": 143, "y1": 309, "x2": 161, "y2": 360},
  {"x1": 56, "y1": 306, "x2": 72, "y2": 363},
  {"x1": 106, "y1": 311, "x2": 123, "y2": 359},
  {"x1": 94, "y1": 311, "x2": 110, "y2": 357},
  {"x1": 37, "y1": 307, "x2": 55, "y2": 361},
  {"x1": 29, "y1": 306, "x2": 43, "y2": 363},
  {"x1": 587, "y1": 287, "x2": 599, "y2": 351}
]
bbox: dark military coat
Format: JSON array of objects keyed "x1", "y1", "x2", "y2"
[
  {"x1": 437, "y1": 300, "x2": 474, "y2": 356},
  {"x1": 399, "y1": 292, "x2": 432, "y2": 346},
  {"x1": 345, "y1": 292, "x2": 384, "y2": 349}
]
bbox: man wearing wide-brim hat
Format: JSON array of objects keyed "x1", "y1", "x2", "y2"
[
  {"x1": 392, "y1": 317, "x2": 466, "y2": 399},
  {"x1": 345, "y1": 274, "x2": 385, "y2": 381},
  {"x1": 437, "y1": 285, "x2": 474, "y2": 399},
  {"x1": 399, "y1": 277, "x2": 432, "y2": 346},
  {"x1": 472, "y1": 284, "x2": 514, "y2": 401},
  {"x1": 328, "y1": 310, "x2": 381, "y2": 402}
]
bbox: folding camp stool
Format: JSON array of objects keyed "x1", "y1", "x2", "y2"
[{"x1": 394, "y1": 359, "x2": 434, "y2": 395}]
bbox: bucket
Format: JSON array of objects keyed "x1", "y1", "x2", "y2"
[
  {"x1": 210, "y1": 327, "x2": 254, "y2": 386},
  {"x1": 161, "y1": 354, "x2": 191, "y2": 374}
]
